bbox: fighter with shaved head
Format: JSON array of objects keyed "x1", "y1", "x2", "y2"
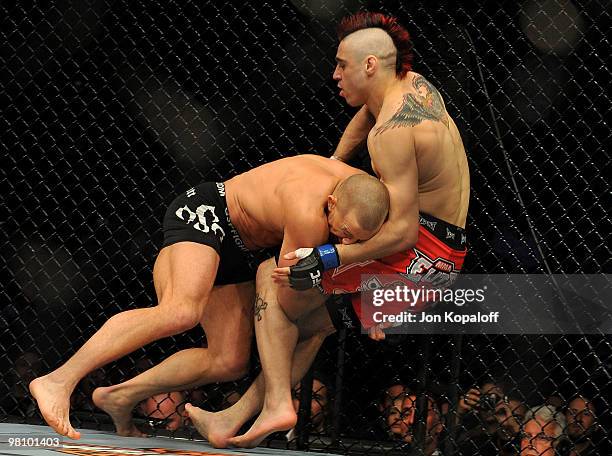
[
  {"x1": 187, "y1": 12, "x2": 470, "y2": 448},
  {"x1": 287, "y1": 11, "x2": 469, "y2": 330},
  {"x1": 29, "y1": 155, "x2": 389, "y2": 440}
]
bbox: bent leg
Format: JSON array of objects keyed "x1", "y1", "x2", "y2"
[
  {"x1": 188, "y1": 254, "x2": 330, "y2": 448},
  {"x1": 237, "y1": 258, "x2": 325, "y2": 447},
  {"x1": 30, "y1": 242, "x2": 219, "y2": 439},
  {"x1": 188, "y1": 303, "x2": 335, "y2": 448},
  {"x1": 93, "y1": 281, "x2": 255, "y2": 436}
]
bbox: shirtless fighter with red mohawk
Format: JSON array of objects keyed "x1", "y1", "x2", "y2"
[{"x1": 187, "y1": 12, "x2": 470, "y2": 448}]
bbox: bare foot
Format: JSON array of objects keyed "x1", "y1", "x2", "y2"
[
  {"x1": 30, "y1": 376, "x2": 81, "y2": 440},
  {"x1": 229, "y1": 404, "x2": 297, "y2": 448},
  {"x1": 92, "y1": 386, "x2": 145, "y2": 437},
  {"x1": 185, "y1": 403, "x2": 242, "y2": 448}
]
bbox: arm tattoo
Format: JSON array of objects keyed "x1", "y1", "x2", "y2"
[
  {"x1": 375, "y1": 75, "x2": 448, "y2": 135},
  {"x1": 254, "y1": 293, "x2": 268, "y2": 321}
]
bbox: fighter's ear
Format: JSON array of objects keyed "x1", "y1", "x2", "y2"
[
  {"x1": 365, "y1": 55, "x2": 378, "y2": 75},
  {"x1": 327, "y1": 195, "x2": 337, "y2": 210}
]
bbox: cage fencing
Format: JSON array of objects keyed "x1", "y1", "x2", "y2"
[{"x1": 1, "y1": 1, "x2": 610, "y2": 455}]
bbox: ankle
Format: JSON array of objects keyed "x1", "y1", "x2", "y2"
[
  {"x1": 40, "y1": 371, "x2": 76, "y2": 390},
  {"x1": 98, "y1": 385, "x2": 141, "y2": 405},
  {"x1": 263, "y1": 397, "x2": 295, "y2": 414}
]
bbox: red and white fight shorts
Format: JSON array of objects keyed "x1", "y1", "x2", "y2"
[{"x1": 322, "y1": 212, "x2": 467, "y2": 330}]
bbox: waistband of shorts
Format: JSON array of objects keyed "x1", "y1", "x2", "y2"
[
  {"x1": 215, "y1": 182, "x2": 252, "y2": 256},
  {"x1": 419, "y1": 212, "x2": 466, "y2": 251}
]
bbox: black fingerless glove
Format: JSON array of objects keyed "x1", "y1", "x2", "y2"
[{"x1": 288, "y1": 244, "x2": 340, "y2": 290}]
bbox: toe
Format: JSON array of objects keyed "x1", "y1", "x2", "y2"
[
  {"x1": 184, "y1": 403, "x2": 196, "y2": 416},
  {"x1": 227, "y1": 437, "x2": 239, "y2": 446}
]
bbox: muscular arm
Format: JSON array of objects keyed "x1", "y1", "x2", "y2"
[
  {"x1": 277, "y1": 208, "x2": 329, "y2": 303},
  {"x1": 278, "y1": 213, "x2": 328, "y2": 268},
  {"x1": 333, "y1": 105, "x2": 375, "y2": 161},
  {"x1": 336, "y1": 127, "x2": 419, "y2": 264}
]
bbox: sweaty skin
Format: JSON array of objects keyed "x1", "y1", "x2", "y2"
[
  {"x1": 231, "y1": 24, "x2": 471, "y2": 450},
  {"x1": 225, "y1": 154, "x2": 366, "y2": 258},
  {"x1": 330, "y1": 28, "x2": 470, "y2": 263},
  {"x1": 332, "y1": 72, "x2": 470, "y2": 263},
  {"x1": 28, "y1": 154, "x2": 372, "y2": 441},
  {"x1": 369, "y1": 73, "x2": 469, "y2": 225}
]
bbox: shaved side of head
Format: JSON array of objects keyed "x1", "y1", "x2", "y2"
[
  {"x1": 342, "y1": 28, "x2": 397, "y2": 72},
  {"x1": 337, "y1": 12, "x2": 413, "y2": 78},
  {"x1": 334, "y1": 174, "x2": 389, "y2": 232}
]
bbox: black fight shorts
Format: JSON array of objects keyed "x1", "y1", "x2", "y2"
[
  {"x1": 325, "y1": 295, "x2": 361, "y2": 332},
  {"x1": 162, "y1": 182, "x2": 268, "y2": 286}
]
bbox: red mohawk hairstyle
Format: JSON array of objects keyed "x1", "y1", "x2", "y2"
[{"x1": 337, "y1": 12, "x2": 413, "y2": 79}]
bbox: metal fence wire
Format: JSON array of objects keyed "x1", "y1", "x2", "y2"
[{"x1": 1, "y1": 1, "x2": 610, "y2": 455}]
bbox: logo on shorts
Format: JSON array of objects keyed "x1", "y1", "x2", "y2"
[
  {"x1": 446, "y1": 228, "x2": 456, "y2": 240},
  {"x1": 175, "y1": 204, "x2": 225, "y2": 242},
  {"x1": 328, "y1": 261, "x2": 376, "y2": 279},
  {"x1": 361, "y1": 275, "x2": 384, "y2": 290},
  {"x1": 419, "y1": 216, "x2": 437, "y2": 231},
  {"x1": 338, "y1": 307, "x2": 355, "y2": 329},
  {"x1": 401, "y1": 248, "x2": 459, "y2": 288},
  {"x1": 216, "y1": 182, "x2": 226, "y2": 197},
  {"x1": 225, "y1": 207, "x2": 250, "y2": 253},
  {"x1": 461, "y1": 233, "x2": 467, "y2": 245},
  {"x1": 186, "y1": 188, "x2": 196, "y2": 197}
]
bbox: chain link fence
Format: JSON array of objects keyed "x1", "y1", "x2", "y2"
[{"x1": 1, "y1": 0, "x2": 610, "y2": 455}]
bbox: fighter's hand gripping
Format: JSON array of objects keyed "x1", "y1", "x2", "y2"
[{"x1": 273, "y1": 244, "x2": 339, "y2": 290}]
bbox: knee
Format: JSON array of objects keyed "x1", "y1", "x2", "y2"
[
  {"x1": 318, "y1": 324, "x2": 336, "y2": 339},
  {"x1": 156, "y1": 302, "x2": 202, "y2": 335},
  {"x1": 255, "y1": 257, "x2": 277, "y2": 285},
  {"x1": 300, "y1": 322, "x2": 336, "y2": 342},
  {"x1": 172, "y1": 306, "x2": 202, "y2": 332},
  {"x1": 223, "y1": 360, "x2": 250, "y2": 381},
  {"x1": 297, "y1": 304, "x2": 336, "y2": 340},
  {"x1": 213, "y1": 349, "x2": 251, "y2": 381}
]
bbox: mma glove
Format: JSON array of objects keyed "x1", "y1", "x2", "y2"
[{"x1": 288, "y1": 244, "x2": 340, "y2": 290}]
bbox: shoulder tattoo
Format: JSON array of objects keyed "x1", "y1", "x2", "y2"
[{"x1": 375, "y1": 75, "x2": 449, "y2": 135}]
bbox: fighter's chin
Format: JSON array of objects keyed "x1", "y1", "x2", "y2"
[
  {"x1": 345, "y1": 97, "x2": 363, "y2": 107},
  {"x1": 340, "y1": 92, "x2": 361, "y2": 107}
]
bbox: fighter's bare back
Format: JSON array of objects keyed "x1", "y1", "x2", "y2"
[
  {"x1": 224, "y1": 155, "x2": 363, "y2": 250},
  {"x1": 368, "y1": 72, "x2": 470, "y2": 228}
]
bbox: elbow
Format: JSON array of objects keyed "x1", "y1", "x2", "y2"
[
  {"x1": 396, "y1": 227, "x2": 418, "y2": 251},
  {"x1": 398, "y1": 237, "x2": 417, "y2": 252}
]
